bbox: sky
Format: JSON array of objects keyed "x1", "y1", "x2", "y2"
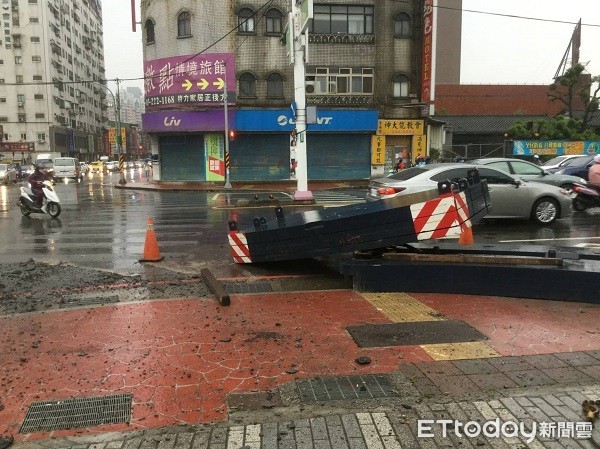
[{"x1": 100, "y1": 1, "x2": 600, "y2": 90}]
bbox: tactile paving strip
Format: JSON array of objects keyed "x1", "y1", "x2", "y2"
[
  {"x1": 20, "y1": 393, "x2": 132, "y2": 433},
  {"x1": 297, "y1": 375, "x2": 397, "y2": 403}
]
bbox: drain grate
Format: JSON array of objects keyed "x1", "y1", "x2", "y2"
[
  {"x1": 347, "y1": 320, "x2": 487, "y2": 348},
  {"x1": 297, "y1": 375, "x2": 397, "y2": 403},
  {"x1": 225, "y1": 281, "x2": 274, "y2": 294},
  {"x1": 20, "y1": 393, "x2": 132, "y2": 433},
  {"x1": 59, "y1": 295, "x2": 120, "y2": 309}
]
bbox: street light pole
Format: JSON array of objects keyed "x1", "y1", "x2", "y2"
[{"x1": 223, "y1": 67, "x2": 232, "y2": 189}]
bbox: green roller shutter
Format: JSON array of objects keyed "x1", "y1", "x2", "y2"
[
  {"x1": 230, "y1": 133, "x2": 289, "y2": 181},
  {"x1": 159, "y1": 134, "x2": 205, "y2": 181},
  {"x1": 307, "y1": 134, "x2": 371, "y2": 180}
]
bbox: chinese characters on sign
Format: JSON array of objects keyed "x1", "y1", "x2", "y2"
[
  {"x1": 377, "y1": 120, "x2": 424, "y2": 136},
  {"x1": 513, "y1": 140, "x2": 600, "y2": 156},
  {"x1": 412, "y1": 134, "x2": 427, "y2": 162},
  {"x1": 144, "y1": 53, "x2": 236, "y2": 108},
  {"x1": 371, "y1": 135, "x2": 386, "y2": 165},
  {"x1": 0, "y1": 142, "x2": 35, "y2": 152},
  {"x1": 205, "y1": 134, "x2": 225, "y2": 181},
  {"x1": 421, "y1": 0, "x2": 433, "y2": 104}
]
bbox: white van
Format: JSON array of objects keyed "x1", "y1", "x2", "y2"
[{"x1": 53, "y1": 157, "x2": 82, "y2": 180}]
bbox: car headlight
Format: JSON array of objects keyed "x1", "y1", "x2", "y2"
[{"x1": 0, "y1": 171, "x2": 6, "y2": 176}]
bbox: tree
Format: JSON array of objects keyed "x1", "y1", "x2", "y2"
[
  {"x1": 506, "y1": 64, "x2": 600, "y2": 140},
  {"x1": 548, "y1": 63, "x2": 599, "y2": 130}
]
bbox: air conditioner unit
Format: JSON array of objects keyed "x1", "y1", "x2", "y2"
[
  {"x1": 17, "y1": 101, "x2": 23, "y2": 107},
  {"x1": 305, "y1": 81, "x2": 315, "y2": 94},
  {"x1": 38, "y1": 139, "x2": 46, "y2": 144},
  {"x1": 18, "y1": 117, "x2": 25, "y2": 122}
]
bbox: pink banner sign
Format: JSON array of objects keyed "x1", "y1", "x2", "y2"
[{"x1": 144, "y1": 53, "x2": 236, "y2": 107}]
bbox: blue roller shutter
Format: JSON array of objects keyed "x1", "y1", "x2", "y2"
[
  {"x1": 159, "y1": 134, "x2": 205, "y2": 181},
  {"x1": 230, "y1": 133, "x2": 289, "y2": 181},
  {"x1": 307, "y1": 134, "x2": 371, "y2": 180}
]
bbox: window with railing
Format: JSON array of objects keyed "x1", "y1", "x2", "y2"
[
  {"x1": 311, "y1": 5, "x2": 373, "y2": 35},
  {"x1": 306, "y1": 67, "x2": 373, "y2": 95}
]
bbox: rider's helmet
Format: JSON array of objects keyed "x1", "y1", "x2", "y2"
[{"x1": 35, "y1": 163, "x2": 45, "y2": 171}]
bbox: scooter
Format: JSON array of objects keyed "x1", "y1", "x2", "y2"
[
  {"x1": 19, "y1": 180, "x2": 62, "y2": 218},
  {"x1": 571, "y1": 182, "x2": 600, "y2": 211}
]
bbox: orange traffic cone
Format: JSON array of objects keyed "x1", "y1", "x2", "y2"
[
  {"x1": 139, "y1": 217, "x2": 164, "y2": 262},
  {"x1": 458, "y1": 225, "x2": 474, "y2": 245}
]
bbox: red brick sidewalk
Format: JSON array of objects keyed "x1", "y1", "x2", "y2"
[{"x1": 1, "y1": 287, "x2": 599, "y2": 443}]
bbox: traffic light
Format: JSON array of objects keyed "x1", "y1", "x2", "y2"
[{"x1": 228, "y1": 129, "x2": 236, "y2": 141}]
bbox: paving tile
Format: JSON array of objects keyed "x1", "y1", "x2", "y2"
[
  {"x1": 503, "y1": 369, "x2": 556, "y2": 388},
  {"x1": 420, "y1": 341, "x2": 500, "y2": 361},
  {"x1": 576, "y1": 364, "x2": 600, "y2": 381},
  {"x1": 466, "y1": 372, "x2": 518, "y2": 391},
  {"x1": 553, "y1": 351, "x2": 600, "y2": 367},
  {"x1": 542, "y1": 367, "x2": 596, "y2": 385},
  {"x1": 410, "y1": 377, "x2": 443, "y2": 398},
  {"x1": 486, "y1": 356, "x2": 534, "y2": 372},
  {"x1": 524, "y1": 353, "x2": 569, "y2": 369},
  {"x1": 398, "y1": 364, "x2": 428, "y2": 380},
  {"x1": 427, "y1": 374, "x2": 479, "y2": 396},
  {"x1": 452, "y1": 358, "x2": 499, "y2": 375},
  {"x1": 415, "y1": 360, "x2": 464, "y2": 377}
]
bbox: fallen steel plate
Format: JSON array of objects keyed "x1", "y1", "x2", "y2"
[
  {"x1": 346, "y1": 320, "x2": 487, "y2": 348},
  {"x1": 297, "y1": 375, "x2": 397, "y2": 403}
]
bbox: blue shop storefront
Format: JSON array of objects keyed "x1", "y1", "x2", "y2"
[{"x1": 231, "y1": 109, "x2": 378, "y2": 181}]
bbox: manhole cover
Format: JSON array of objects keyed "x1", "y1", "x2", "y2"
[
  {"x1": 346, "y1": 320, "x2": 487, "y2": 348},
  {"x1": 297, "y1": 375, "x2": 397, "y2": 403},
  {"x1": 20, "y1": 393, "x2": 132, "y2": 433}
]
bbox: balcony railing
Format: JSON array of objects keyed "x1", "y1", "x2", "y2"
[
  {"x1": 306, "y1": 94, "x2": 374, "y2": 107},
  {"x1": 308, "y1": 33, "x2": 375, "y2": 44}
]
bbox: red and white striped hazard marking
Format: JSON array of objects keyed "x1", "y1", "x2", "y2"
[
  {"x1": 228, "y1": 231, "x2": 252, "y2": 264},
  {"x1": 410, "y1": 193, "x2": 463, "y2": 240},
  {"x1": 454, "y1": 191, "x2": 472, "y2": 232}
]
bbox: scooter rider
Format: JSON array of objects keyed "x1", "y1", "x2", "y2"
[
  {"x1": 589, "y1": 154, "x2": 600, "y2": 187},
  {"x1": 27, "y1": 164, "x2": 50, "y2": 207}
]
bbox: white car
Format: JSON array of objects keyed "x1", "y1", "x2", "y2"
[
  {"x1": 367, "y1": 163, "x2": 573, "y2": 225},
  {"x1": 0, "y1": 164, "x2": 18, "y2": 183},
  {"x1": 542, "y1": 155, "x2": 587, "y2": 171}
]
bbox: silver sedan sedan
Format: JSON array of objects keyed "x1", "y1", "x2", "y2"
[{"x1": 366, "y1": 163, "x2": 573, "y2": 225}]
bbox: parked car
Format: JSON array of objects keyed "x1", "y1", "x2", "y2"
[
  {"x1": 548, "y1": 154, "x2": 596, "y2": 180},
  {"x1": 0, "y1": 163, "x2": 18, "y2": 183},
  {"x1": 366, "y1": 163, "x2": 573, "y2": 225},
  {"x1": 469, "y1": 158, "x2": 585, "y2": 189},
  {"x1": 89, "y1": 161, "x2": 108, "y2": 174},
  {"x1": 541, "y1": 155, "x2": 587, "y2": 171}
]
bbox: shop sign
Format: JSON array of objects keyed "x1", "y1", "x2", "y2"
[
  {"x1": 371, "y1": 135, "x2": 386, "y2": 165},
  {"x1": 234, "y1": 109, "x2": 378, "y2": 132},
  {"x1": 513, "y1": 140, "x2": 599, "y2": 156},
  {"x1": 205, "y1": 134, "x2": 225, "y2": 181},
  {"x1": 0, "y1": 141, "x2": 35, "y2": 152},
  {"x1": 144, "y1": 53, "x2": 235, "y2": 108},
  {"x1": 412, "y1": 135, "x2": 427, "y2": 162},
  {"x1": 378, "y1": 119, "x2": 424, "y2": 136},
  {"x1": 142, "y1": 110, "x2": 233, "y2": 133}
]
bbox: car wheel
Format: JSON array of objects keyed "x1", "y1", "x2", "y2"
[{"x1": 531, "y1": 197, "x2": 559, "y2": 225}]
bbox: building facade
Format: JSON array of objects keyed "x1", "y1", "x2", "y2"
[
  {"x1": 0, "y1": 0, "x2": 107, "y2": 164},
  {"x1": 141, "y1": 0, "x2": 432, "y2": 182}
]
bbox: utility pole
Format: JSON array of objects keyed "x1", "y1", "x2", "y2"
[
  {"x1": 223, "y1": 65, "x2": 232, "y2": 189},
  {"x1": 291, "y1": 0, "x2": 313, "y2": 201},
  {"x1": 115, "y1": 79, "x2": 126, "y2": 185}
]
